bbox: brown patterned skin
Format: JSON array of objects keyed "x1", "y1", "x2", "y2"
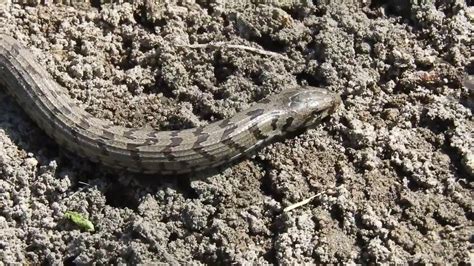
[{"x1": 0, "y1": 34, "x2": 341, "y2": 174}]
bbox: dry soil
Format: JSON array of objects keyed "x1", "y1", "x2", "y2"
[{"x1": 0, "y1": 0, "x2": 472, "y2": 264}]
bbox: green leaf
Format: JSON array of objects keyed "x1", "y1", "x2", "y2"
[{"x1": 64, "y1": 211, "x2": 95, "y2": 232}]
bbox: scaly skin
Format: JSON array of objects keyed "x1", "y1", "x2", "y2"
[{"x1": 0, "y1": 34, "x2": 341, "y2": 174}]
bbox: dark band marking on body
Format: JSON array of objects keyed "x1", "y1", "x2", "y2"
[
  {"x1": 281, "y1": 117, "x2": 294, "y2": 132},
  {"x1": 222, "y1": 138, "x2": 248, "y2": 154},
  {"x1": 147, "y1": 131, "x2": 157, "y2": 138},
  {"x1": 123, "y1": 129, "x2": 138, "y2": 138},
  {"x1": 193, "y1": 126, "x2": 204, "y2": 136},
  {"x1": 221, "y1": 124, "x2": 239, "y2": 141},
  {"x1": 218, "y1": 118, "x2": 232, "y2": 129},
  {"x1": 143, "y1": 138, "x2": 158, "y2": 145},
  {"x1": 161, "y1": 137, "x2": 183, "y2": 161},
  {"x1": 246, "y1": 108, "x2": 265, "y2": 119},
  {"x1": 271, "y1": 116, "x2": 280, "y2": 131},
  {"x1": 102, "y1": 130, "x2": 115, "y2": 140},
  {"x1": 191, "y1": 132, "x2": 216, "y2": 160},
  {"x1": 248, "y1": 123, "x2": 268, "y2": 140}
]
